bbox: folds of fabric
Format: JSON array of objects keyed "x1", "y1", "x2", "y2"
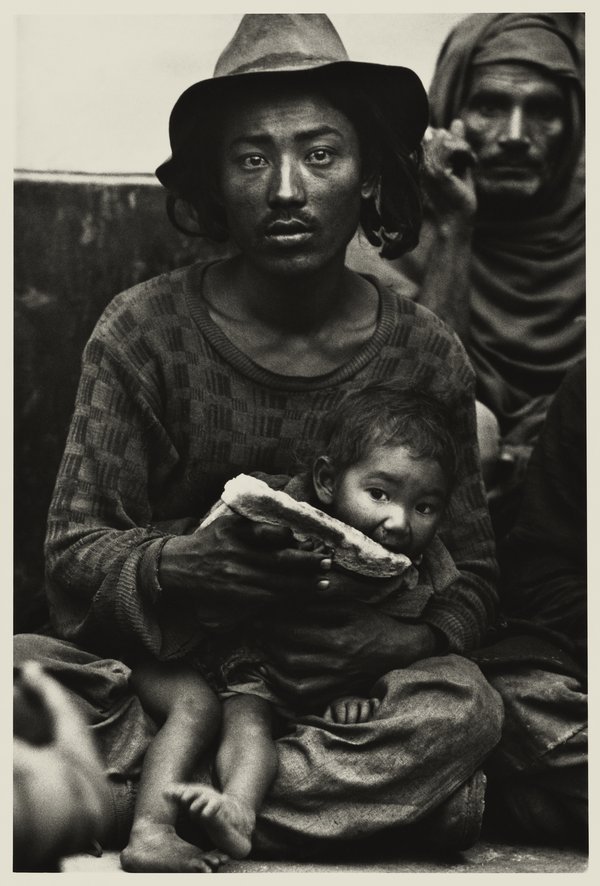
[{"x1": 419, "y1": 14, "x2": 585, "y2": 440}]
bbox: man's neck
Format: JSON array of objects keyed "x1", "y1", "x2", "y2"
[
  {"x1": 207, "y1": 254, "x2": 367, "y2": 334},
  {"x1": 202, "y1": 253, "x2": 380, "y2": 376}
]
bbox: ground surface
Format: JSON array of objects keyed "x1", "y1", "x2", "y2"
[{"x1": 61, "y1": 841, "x2": 588, "y2": 874}]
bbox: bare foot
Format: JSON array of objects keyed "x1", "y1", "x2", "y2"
[
  {"x1": 120, "y1": 821, "x2": 229, "y2": 873},
  {"x1": 165, "y1": 783, "x2": 255, "y2": 859}
]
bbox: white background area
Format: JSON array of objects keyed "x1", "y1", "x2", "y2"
[{"x1": 15, "y1": 13, "x2": 466, "y2": 174}]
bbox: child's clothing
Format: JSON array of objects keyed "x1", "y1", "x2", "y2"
[{"x1": 190, "y1": 470, "x2": 461, "y2": 716}]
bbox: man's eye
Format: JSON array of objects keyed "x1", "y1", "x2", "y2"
[
  {"x1": 367, "y1": 488, "x2": 388, "y2": 502},
  {"x1": 240, "y1": 155, "x2": 267, "y2": 169},
  {"x1": 533, "y1": 103, "x2": 563, "y2": 122},
  {"x1": 307, "y1": 148, "x2": 334, "y2": 164},
  {"x1": 473, "y1": 102, "x2": 501, "y2": 117}
]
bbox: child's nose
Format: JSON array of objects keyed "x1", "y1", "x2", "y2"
[{"x1": 383, "y1": 506, "x2": 410, "y2": 534}]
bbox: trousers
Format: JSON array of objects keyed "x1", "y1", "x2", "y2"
[
  {"x1": 15, "y1": 633, "x2": 505, "y2": 855},
  {"x1": 485, "y1": 665, "x2": 587, "y2": 846}
]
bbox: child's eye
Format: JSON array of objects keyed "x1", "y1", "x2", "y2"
[
  {"x1": 367, "y1": 488, "x2": 389, "y2": 502},
  {"x1": 416, "y1": 502, "x2": 437, "y2": 516}
]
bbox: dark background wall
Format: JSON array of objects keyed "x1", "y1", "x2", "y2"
[{"x1": 14, "y1": 176, "x2": 230, "y2": 631}]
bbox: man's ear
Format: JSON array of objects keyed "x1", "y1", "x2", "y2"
[
  {"x1": 312, "y1": 455, "x2": 337, "y2": 507},
  {"x1": 360, "y1": 173, "x2": 377, "y2": 200}
]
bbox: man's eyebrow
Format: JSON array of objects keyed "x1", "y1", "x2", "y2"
[
  {"x1": 469, "y1": 83, "x2": 564, "y2": 102},
  {"x1": 468, "y1": 86, "x2": 509, "y2": 100},
  {"x1": 296, "y1": 126, "x2": 346, "y2": 141},
  {"x1": 228, "y1": 126, "x2": 345, "y2": 147}
]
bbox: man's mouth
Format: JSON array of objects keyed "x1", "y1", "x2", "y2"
[
  {"x1": 481, "y1": 159, "x2": 541, "y2": 178},
  {"x1": 264, "y1": 219, "x2": 314, "y2": 245}
]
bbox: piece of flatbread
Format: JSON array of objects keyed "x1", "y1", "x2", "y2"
[{"x1": 201, "y1": 473, "x2": 411, "y2": 578}]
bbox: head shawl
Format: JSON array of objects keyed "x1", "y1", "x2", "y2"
[
  {"x1": 422, "y1": 14, "x2": 585, "y2": 440},
  {"x1": 429, "y1": 13, "x2": 583, "y2": 197}
]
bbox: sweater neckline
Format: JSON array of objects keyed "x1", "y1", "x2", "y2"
[{"x1": 183, "y1": 260, "x2": 397, "y2": 392}]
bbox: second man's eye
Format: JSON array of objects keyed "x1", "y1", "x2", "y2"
[{"x1": 473, "y1": 103, "x2": 501, "y2": 118}]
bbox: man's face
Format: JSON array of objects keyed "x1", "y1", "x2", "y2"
[
  {"x1": 460, "y1": 63, "x2": 568, "y2": 208},
  {"x1": 218, "y1": 89, "x2": 365, "y2": 277}
]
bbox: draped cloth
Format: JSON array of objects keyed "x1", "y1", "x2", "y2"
[{"x1": 410, "y1": 14, "x2": 586, "y2": 443}]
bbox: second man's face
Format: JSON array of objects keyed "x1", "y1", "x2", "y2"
[
  {"x1": 460, "y1": 63, "x2": 568, "y2": 208},
  {"x1": 218, "y1": 88, "x2": 366, "y2": 277}
]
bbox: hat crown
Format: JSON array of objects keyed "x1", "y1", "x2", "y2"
[{"x1": 214, "y1": 14, "x2": 350, "y2": 78}]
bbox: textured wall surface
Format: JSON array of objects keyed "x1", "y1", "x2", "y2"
[{"x1": 14, "y1": 177, "x2": 229, "y2": 630}]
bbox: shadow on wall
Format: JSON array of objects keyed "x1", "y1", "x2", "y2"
[{"x1": 14, "y1": 175, "x2": 230, "y2": 632}]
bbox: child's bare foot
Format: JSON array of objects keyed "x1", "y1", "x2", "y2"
[
  {"x1": 120, "y1": 821, "x2": 229, "y2": 873},
  {"x1": 165, "y1": 783, "x2": 255, "y2": 859},
  {"x1": 323, "y1": 695, "x2": 381, "y2": 724}
]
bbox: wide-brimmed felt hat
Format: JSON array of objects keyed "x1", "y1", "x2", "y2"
[{"x1": 156, "y1": 13, "x2": 428, "y2": 191}]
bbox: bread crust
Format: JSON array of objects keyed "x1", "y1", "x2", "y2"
[{"x1": 209, "y1": 473, "x2": 412, "y2": 578}]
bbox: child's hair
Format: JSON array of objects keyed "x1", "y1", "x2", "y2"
[{"x1": 322, "y1": 381, "x2": 459, "y2": 488}]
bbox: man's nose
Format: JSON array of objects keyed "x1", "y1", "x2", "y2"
[
  {"x1": 498, "y1": 106, "x2": 530, "y2": 149},
  {"x1": 268, "y1": 157, "x2": 305, "y2": 205}
]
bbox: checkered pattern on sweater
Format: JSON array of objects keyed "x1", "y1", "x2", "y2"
[{"x1": 45, "y1": 260, "x2": 498, "y2": 659}]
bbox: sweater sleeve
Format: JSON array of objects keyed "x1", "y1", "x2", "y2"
[
  {"x1": 417, "y1": 329, "x2": 500, "y2": 654},
  {"x1": 44, "y1": 328, "x2": 200, "y2": 659}
]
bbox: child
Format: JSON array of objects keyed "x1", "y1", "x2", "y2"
[{"x1": 121, "y1": 382, "x2": 458, "y2": 871}]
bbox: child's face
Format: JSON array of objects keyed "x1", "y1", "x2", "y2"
[{"x1": 329, "y1": 444, "x2": 449, "y2": 559}]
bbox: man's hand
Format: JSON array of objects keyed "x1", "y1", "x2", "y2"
[
  {"x1": 317, "y1": 563, "x2": 407, "y2": 607},
  {"x1": 422, "y1": 120, "x2": 478, "y2": 222},
  {"x1": 260, "y1": 601, "x2": 438, "y2": 705},
  {"x1": 323, "y1": 695, "x2": 381, "y2": 724},
  {"x1": 159, "y1": 511, "x2": 330, "y2": 610}
]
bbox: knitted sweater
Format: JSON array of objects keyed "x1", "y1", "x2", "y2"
[{"x1": 45, "y1": 260, "x2": 498, "y2": 659}]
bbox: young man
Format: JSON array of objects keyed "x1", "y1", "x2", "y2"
[{"x1": 16, "y1": 15, "x2": 502, "y2": 871}]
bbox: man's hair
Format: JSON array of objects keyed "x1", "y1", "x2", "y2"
[
  {"x1": 164, "y1": 71, "x2": 423, "y2": 260},
  {"x1": 321, "y1": 381, "x2": 459, "y2": 487}
]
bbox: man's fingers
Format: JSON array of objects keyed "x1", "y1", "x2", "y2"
[
  {"x1": 235, "y1": 518, "x2": 294, "y2": 548},
  {"x1": 449, "y1": 117, "x2": 466, "y2": 139},
  {"x1": 423, "y1": 125, "x2": 474, "y2": 177},
  {"x1": 272, "y1": 547, "x2": 331, "y2": 571}
]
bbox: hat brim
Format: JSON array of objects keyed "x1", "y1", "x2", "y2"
[{"x1": 156, "y1": 60, "x2": 428, "y2": 190}]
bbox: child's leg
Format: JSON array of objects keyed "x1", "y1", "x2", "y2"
[
  {"x1": 166, "y1": 694, "x2": 277, "y2": 859},
  {"x1": 120, "y1": 657, "x2": 224, "y2": 873}
]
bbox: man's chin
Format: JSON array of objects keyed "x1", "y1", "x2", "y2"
[{"x1": 475, "y1": 176, "x2": 546, "y2": 215}]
